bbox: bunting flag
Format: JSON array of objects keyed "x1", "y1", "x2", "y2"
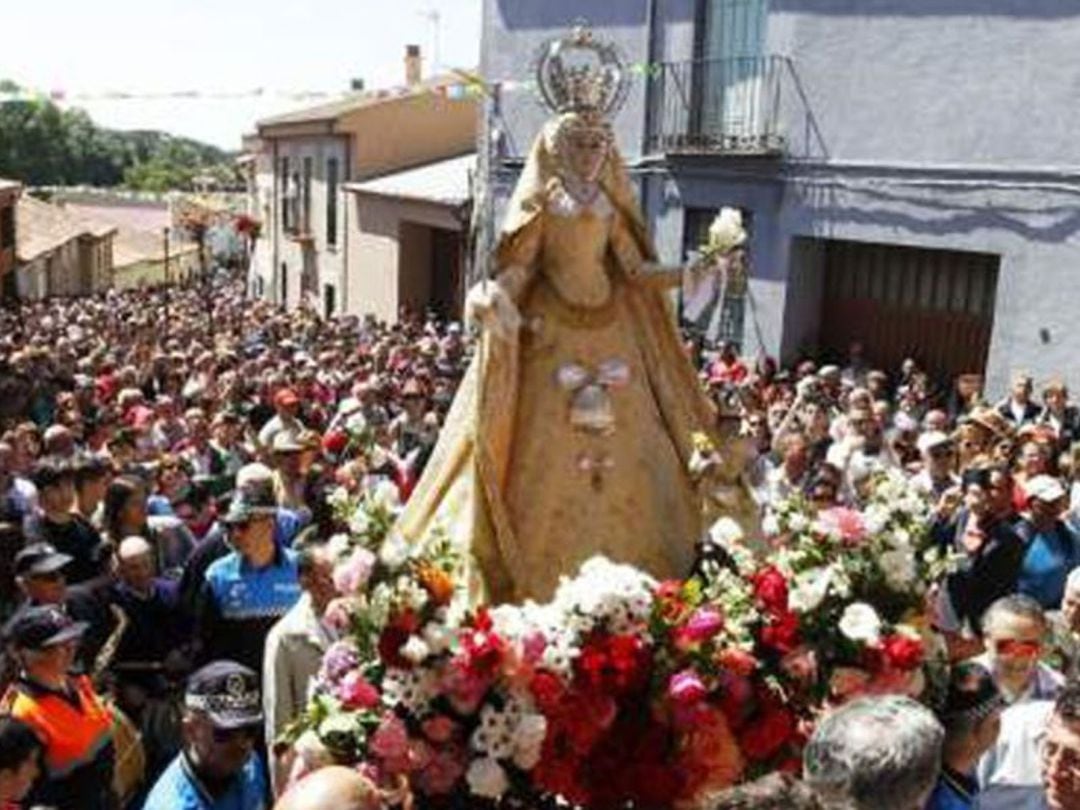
[{"x1": 0, "y1": 62, "x2": 669, "y2": 106}]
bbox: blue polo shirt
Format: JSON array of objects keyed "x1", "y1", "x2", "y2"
[
  {"x1": 198, "y1": 547, "x2": 301, "y2": 675},
  {"x1": 1017, "y1": 522, "x2": 1080, "y2": 609},
  {"x1": 144, "y1": 752, "x2": 267, "y2": 810}
]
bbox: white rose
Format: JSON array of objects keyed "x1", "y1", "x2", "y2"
[
  {"x1": 400, "y1": 635, "x2": 431, "y2": 664},
  {"x1": 789, "y1": 566, "x2": 833, "y2": 613},
  {"x1": 839, "y1": 602, "x2": 882, "y2": 644},
  {"x1": 708, "y1": 517, "x2": 745, "y2": 547},
  {"x1": 466, "y1": 757, "x2": 509, "y2": 799},
  {"x1": 706, "y1": 207, "x2": 746, "y2": 255}
]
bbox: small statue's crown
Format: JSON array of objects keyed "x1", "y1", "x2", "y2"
[{"x1": 535, "y1": 23, "x2": 629, "y2": 117}]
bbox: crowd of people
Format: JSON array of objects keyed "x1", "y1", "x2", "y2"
[{"x1": 0, "y1": 274, "x2": 1079, "y2": 809}]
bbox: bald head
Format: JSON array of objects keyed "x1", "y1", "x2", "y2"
[{"x1": 274, "y1": 767, "x2": 381, "y2": 810}]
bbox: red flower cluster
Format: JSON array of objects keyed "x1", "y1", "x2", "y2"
[
  {"x1": 881, "y1": 634, "x2": 925, "y2": 671},
  {"x1": 575, "y1": 633, "x2": 652, "y2": 697},
  {"x1": 378, "y1": 610, "x2": 420, "y2": 668},
  {"x1": 752, "y1": 567, "x2": 802, "y2": 656}
]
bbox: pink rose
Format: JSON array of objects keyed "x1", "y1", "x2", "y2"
[
  {"x1": 337, "y1": 670, "x2": 380, "y2": 709},
  {"x1": 333, "y1": 547, "x2": 376, "y2": 595},
  {"x1": 668, "y1": 669, "x2": 708, "y2": 706},
  {"x1": 676, "y1": 607, "x2": 725, "y2": 649},
  {"x1": 370, "y1": 714, "x2": 410, "y2": 765},
  {"x1": 815, "y1": 508, "x2": 867, "y2": 545}
]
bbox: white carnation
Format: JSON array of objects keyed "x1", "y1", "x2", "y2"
[
  {"x1": 789, "y1": 566, "x2": 833, "y2": 613},
  {"x1": 762, "y1": 513, "x2": 781, "y2": 537},
  {"x1": 466, "y1": 757, "x2": 509, "y2": 799},
  {"x1": 839, "y1": 602, "x2": 882, "y2": 644},
  {"x1": 879, "y1": 549, "x2": 917, "y2": 591},
  {"x1": 788, "y1": 512, "x2": 810, "y2": 533},
  {"x1": 379, "y1": 532, "x2": 410, "y2": 569}
]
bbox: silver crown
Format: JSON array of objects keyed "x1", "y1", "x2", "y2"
[{"x1": 535, "y1": 23, "x2": 629, "y2": 117}]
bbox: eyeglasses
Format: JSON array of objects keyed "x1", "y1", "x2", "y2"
[{"x1": 994, "y1": 639, "x2": 1043, "y2": 659}]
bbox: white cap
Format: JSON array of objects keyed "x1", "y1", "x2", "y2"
[
  {"x1": 117, "y1": 535, "x2": 154, "y2": 561},
  {"x1": 1024, "y1": 475, "x2": 1067, "y2": 503},
  {"x1": 917, "y1": 431, "x2": 953, "y2": 455}
]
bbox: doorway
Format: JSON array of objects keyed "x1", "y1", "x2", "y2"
[{"x1": 817, "y1": 239, "x2": 1000, "y2": 381}]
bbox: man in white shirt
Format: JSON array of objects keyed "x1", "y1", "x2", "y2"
[
  {"x1": 975, "y1": 595, "x2": 1065, "y2": 809},
  {"x1": 263, "y1": 529, "x2": 338, "y2": 797},
  {"x1": 912, "y1": 431, "x2": 960, "y2": 499}
]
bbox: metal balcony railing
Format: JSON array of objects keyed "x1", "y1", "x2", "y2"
[{"x1": 646, "y1": 56, "x2": 786, "y2": 156}]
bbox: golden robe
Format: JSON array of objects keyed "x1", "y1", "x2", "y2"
[{"x1": 397, "y1": 122, "x2": 750, "y2": 604}]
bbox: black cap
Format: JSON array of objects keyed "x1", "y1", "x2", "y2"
[
  {"x1": 940, "y1": 661, "x2": 1006, "y2": 725},
  {"x1": 185, "y1": 661, "x2": 263, "y2": 729},
  {"x1": 5, "y1": 605, "x2": 87, "y2": 650},
  {"x1": 14, "y1": 543, "x2": 73, "y2": 578},
  {"x1": 220, "y1": 484, "x2": 277, "y2": 526}
]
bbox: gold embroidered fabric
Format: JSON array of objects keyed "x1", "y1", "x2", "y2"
[{"x1": 395, "y1": 117, "x2": 757, "y2": 604}]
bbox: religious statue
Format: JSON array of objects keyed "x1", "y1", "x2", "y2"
[{"x1": 396, "y1": 25, "x2": 755, "y2": 604}]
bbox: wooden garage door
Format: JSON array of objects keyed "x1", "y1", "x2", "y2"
[{"x1": 820, "y1": 240, "x2": 999, "y2": 381}]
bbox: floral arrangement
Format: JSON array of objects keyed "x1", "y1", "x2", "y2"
[
  {"x1": 288, "y1": 468, "x2": 950, "y2": 807},
  {"x1": 755, "y1": 468, "x2": 949, "y2": 706}
]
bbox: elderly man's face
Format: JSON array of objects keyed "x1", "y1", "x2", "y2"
[
  {"x1": 119, "y1": 551, "x2": 156, "y2": 594},
  {"x1": 1043, "y1": 713, "x2": 1080, "y2": 810},
  {"x1": 986, "y1": 613, "x2": 1045, "y2": 693}
]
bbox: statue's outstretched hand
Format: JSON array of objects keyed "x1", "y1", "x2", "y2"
[{"x1": 465, "y1": 280, "x2": 522, "y2": 341}]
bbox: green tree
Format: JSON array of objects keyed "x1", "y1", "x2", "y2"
[{"x1": 0, "y1": 79, "x2": 239, "y2": 190}]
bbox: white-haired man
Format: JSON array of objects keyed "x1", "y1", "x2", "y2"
[
  {"x1": 1048, "y1": 567, "x2": 1080, "y2": 681},
  {"x1": 803, "y1": 694, "x2": 944, "y2": 810}
]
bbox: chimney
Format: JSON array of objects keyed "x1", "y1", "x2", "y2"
[
  {"x1": 405, "y1": 44, "x2": 422, "y2": 85},
  {"x1": 350, "y1": 78, "x2": 365, "y2": 92}
]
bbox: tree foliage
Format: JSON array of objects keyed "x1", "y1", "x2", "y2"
[{"x1": 0, "y1": 81, "x2": 240, "y2": 191}]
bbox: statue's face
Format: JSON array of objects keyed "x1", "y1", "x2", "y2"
[{"x1": 563, "y1": 123, "x2": 609, "y2": 184}]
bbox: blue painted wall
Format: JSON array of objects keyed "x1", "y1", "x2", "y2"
[{"x1": 481, "y1": 0, "x2": 1080, "y2": 395}]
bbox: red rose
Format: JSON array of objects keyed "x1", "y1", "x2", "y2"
[
  {"x1": 751, "y1": 567, "x2": 790, "y2": 615},
  {"x1": 882, "y1": 634, "x2": 925, "y2": 671},
  {"x1": 739, "y1": 706, "x2": 796, "y2": 762},
  {"x1": 760, "y1": 610, "x2": 801, "y2": 655}
]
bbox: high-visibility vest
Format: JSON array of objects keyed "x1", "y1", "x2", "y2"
[{"x1": 6, "y1": 674, "x2": 115, "y2": 780}]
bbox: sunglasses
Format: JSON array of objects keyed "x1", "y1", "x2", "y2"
[
  {"x1": 994, "y1": 639, "x2": 1043, "y2": 659},
  {"x1": 211, "y1": 725, "x2": 259, "y2": 744}
]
